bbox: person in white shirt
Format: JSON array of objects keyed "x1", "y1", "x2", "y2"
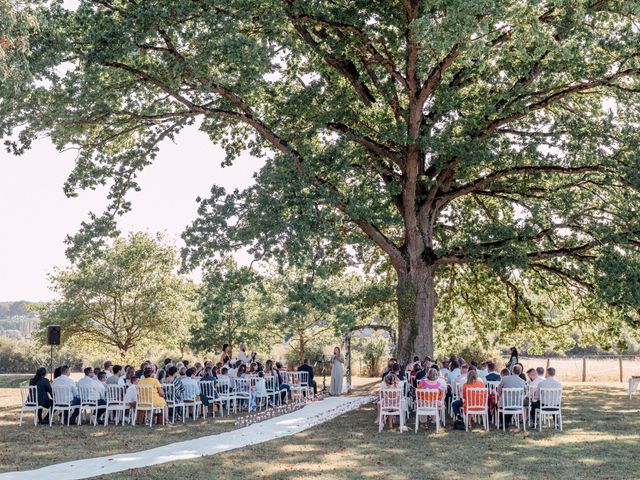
[
  {"x1": 237, "y1": 344, "x2": 251, "y2": 364},
  {"x1": 527, "y1": 367, "x2": 562, "y2": 421},
  {"x1": 78, "y1": 367, "x2": 107, "y2": 422},
  {"x1": 51, "y1": 365, "x2": 80, "y2": 423},
  {"x1": 103, "y1": 360, "x2": 114, "y2": 378},
  {"x1": 124, "y1": 376, "x2": 139, "y2": 409},
  {"x1": 526, "y1": 367, "x2": 545, "y2": 423},
  {"x1": 447, "y1": 361, "x2": 461, "y2": 387}
]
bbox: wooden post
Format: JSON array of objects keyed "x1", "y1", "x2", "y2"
[
  {"x1": 546, "y1": 358, "x2": 550, "y2": 371},
  {"x1": 345, "y1": 335, "x2": 351, "y2": 392},
  {"x1": 582, "y1": 357, "x2": 586, "y2": 382},
  {"x1": 619, "y1": 356, "x2": 623, "y2": 383}
]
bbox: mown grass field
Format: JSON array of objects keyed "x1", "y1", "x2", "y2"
[
  {"x1": 1, "y1": 378, "x2": 638, "y2": 479},
  {"x1": 96, "y1": 382, "x2": 640, "y2": 480}
]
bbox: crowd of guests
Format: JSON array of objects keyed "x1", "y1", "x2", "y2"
[
  {"x1": 378, "y1": 348, "x2": 563, "y2": 430},
  {"x1": 27, "y1": 343, "x2": 319, "y2": 425}
]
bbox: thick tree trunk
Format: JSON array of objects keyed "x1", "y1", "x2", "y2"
[{"x1": 396, "y1": 263, "x2": 437, "y2": 364}]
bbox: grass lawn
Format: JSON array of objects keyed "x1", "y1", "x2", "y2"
[
  {"x1": 93, "y1": 382, "x2": 639, "y2": 480},
  {"x1": 0, "y1": 374, "x2": 31, "y2": 388}
]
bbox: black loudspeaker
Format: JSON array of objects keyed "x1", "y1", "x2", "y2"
[{"x1": 47, "y1": 325, "x2": 61, "y2": 345}]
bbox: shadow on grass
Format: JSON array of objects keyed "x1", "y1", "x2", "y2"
[{"x1": 99, "y1": 383, "x2": 640, "y2": 480}]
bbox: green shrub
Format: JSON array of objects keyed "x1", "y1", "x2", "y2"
[{"x1": 362, "y1": 338, "x2": 388, "y2": 377}]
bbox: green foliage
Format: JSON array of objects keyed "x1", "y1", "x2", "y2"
[
  {"x1": 4, "y1": 1, "x2": 640, "y2": 357},
  {"x1": 37, "y1": 232, "x2": 199, "y2": 361},
  {"x1": 0, "y1": 337, "x2": 84, "y2": 374},
  {"x1": 191, "y1": 257, "x2": 271, "y2": 355},
  {"x1": 361, "y1": 338, "x2": 388, "y2": 377},
  {"x1": 283, "y1": 343, "x2": 325, "y2": 370}
]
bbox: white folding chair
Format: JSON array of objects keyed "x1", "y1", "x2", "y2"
[
  {"x1": 50, "y1": 385, "x2": 76, "y2": 426},
  {"x1": 486, "y1": 381, "x2": 500, "y2": 426},
  {"x1": 182, "y1": 382, "x2": 203, "y2": 420},
  {"x1": 214, "y1": 379, "x2": 232, "y2": 415},
  {"x1": 19, "y1": 385, "x2": 46, "y2": 426},
  {"x1": 249, "y1": 376, "x2": 269, "y2": 410},
  {"x1": 104, "y1": 385, "x2": 128, "y2": 426},
  {"x1": 234, "y1": 378, "x2": 251, "y2": 412},
  {"x1": 463, "y1": 388, "x2": 489, "y2": 432},
  {"x1": 78, "y1": 385, "x2": 100, "y2": 426},
  {"x1": 264, "y1": 375, "x2": 280, "y2": 406},
  {"x1": 415, "y1": 388, "x2": 441, "y2": 433},
  {"x1": 162, "y1": 383, "x2": 186, "y2": 423},
  {"x1": 498, "y1": 387, "x2": 526, "y2": 431},
  {"x1": 135, "y1": 385, "x2": 164, "y2": 427},
  {"x1": 535, "y1": 388, "x2": 563, "y2": 431},
  {"x1": 288, "y1": 372, "x2": 305, "y2": 402},
  {"x1": 199, "y1": 381, "x2": 215, "y2": 418},
  {"x1": 379, "y1": 388, "x2": 404, "y2": 432}
]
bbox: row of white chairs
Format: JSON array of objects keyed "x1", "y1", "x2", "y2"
[
  {"x1": 379, "y1": 380, "x2": 563, "y2": 433},
  {"x1": 19, "y1": 371, "x2": 314, "y2": 427}
]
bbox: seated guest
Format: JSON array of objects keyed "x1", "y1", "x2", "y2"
[
  {"x1": 413, "y1": 361, "x2": 428, "y2": 387},
  {"x1": 124, "y1": 366, "x2": 135, "y2": 386},
  {"x1": 106, "y1": 365, "x2": 124, "y2": 385},
  {"x1": 377, "y1": 373, "x2": 402, "y2": 429},
  {"x1": 29, "y1": 367, "x2": 52, "y2": 424},
  {"x1": 103, "y1": 361, "x2": 114, "y2": 378},
  {"x1": 163, "y1": 358, "x2": 173, "y2": 371},
  {"x1": 52, "y1": 365, "x2": 80, "y2": 424},
  {"x1": 297, "y1": 358, "x2": 317, "y2": 395},
  {"x1": 134, "y1": 361, "x2": 149, "y2": 378},
  {"x1": 478, "y1": 362, "x2": 488, "y2": 379},
  {"x1": 124, "y1": 375, "x2": 139, "y2": 411},
  {"x1": 485, "y1": 362, "x2": 500, "y2": 382},
  {"x1": 276, "y1": 362, "x2": 290, "y2": 402},
  {"x1": 453, "y1": 365, "x2": 469, "y2": 395},
  {"x1": 390, "y1": 362, "x2": 404, "y2": 381},
  {"x1": 538, "y1": 367, "x2": 562, "y2": 389},
  {"x1": 452, "y1": 369, "x2": 485, "y2": 421},
  {"x1": 137, "y1": 367, "x2": 168, "y2": 424},
  {"x1": 236, "y1": 364, "x2": 247, "y2": 378},
  {"x1": 156, "y1": 369, "x2": 166, "y2": 384},
  {"x1": 536, "y1": 366, "x2": 545, "y2": 378},
  {"x1": 181, "y1": 367, "x2": 204, "y2": 411},
  {"x1": 498, "y1": 364, "x2": 526, "y2": 426},
  {"x1": 417, "y1": 367, "x2": 442, "y2": 392},
  {"x1": 515, "y1": 362, "x2": 527, "y2": 381},
  {"x1": 527, "y1": 367, "x2": 545, "y2": 423},
  {"x1": 440, "y1": 359, "x2": 450, "y2": 377},
  {"x1": 201, "y1": 366, "x2": 217, "y2": 382},
  {"x1": 165, "y1": 366, "x2": 185, "y2": 406},
  {"x1": 447, "y1": 360, "x2": 461, "y2": 386},
  {"x1": 78, "y1": 367, "x2": 106, "y2": 422}
]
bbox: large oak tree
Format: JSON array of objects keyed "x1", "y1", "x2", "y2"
[{"x1": 4, "y1": 0, "x2": 640, "y2": 360}]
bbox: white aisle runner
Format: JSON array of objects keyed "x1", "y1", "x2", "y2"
[{"x1": 1, "y1": 395, "x2": 373, "y2": 480}]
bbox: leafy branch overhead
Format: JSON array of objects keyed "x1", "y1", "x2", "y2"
[{"x1": 4, "y1": 0, "x2": 640, "y2": 358}]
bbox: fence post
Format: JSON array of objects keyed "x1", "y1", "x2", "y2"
[
  {"x1": 582, "y1": 357, "x2": 586, "y2": 382},
  {"x1": 546, "y1": 358, "x2": 550, "y2": 371},
  {"x1": 619, "y1": 356, "x2": 623, "y2": 383}
]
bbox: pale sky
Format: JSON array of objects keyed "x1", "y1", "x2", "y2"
[{"x1": 0, "y1": 125, "x2": 261, "y2": 301}]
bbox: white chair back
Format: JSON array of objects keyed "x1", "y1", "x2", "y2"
[
  {"x1": 464, "y1": 387, "x2": 488, "y2": 413},
  {"x1": 501, "y1": 388, "x2": 525, "y2": 410},
  {"x1": 182, "y1": 381, "x2": 199, "y2": 401},
  {"x1": 415, "y1": 388, "x2": 440, "y2": 410},
  {"x1": 20, "y1": 385, "x2": 38, "y2": 407},
  {"x1": 234, "y1": 377, "x2": 250, "y2": 399},
  {"x1": 540, "y1": 388, "x2": 562, "y2": 411},
  {"x1": 200, "y1": 381, "x2": 215, "y2": 401},
  {"x1": 379, "y1": 388, "x2": 402, "y2": 411},
  {"x1": 52, "y1": 385, "x2": 74, "y2": 406},
  {"x1": 79, "y1": 385, "x2": 99, "y2": 405},
  {"x1": 106, "y1": 385, "x2": 125, "y2": 404}
]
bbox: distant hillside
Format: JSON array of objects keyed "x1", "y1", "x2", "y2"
[{"x1": 0, "y1": 301, "x2": 40, "y2": 340}]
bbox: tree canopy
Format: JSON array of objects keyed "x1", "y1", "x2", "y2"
[
  {"x1": 4, "y1": 1, "x2": 640, "y2": 359},
  {"x1": 38, "y1": 232, "x2": 197, "y2": 359}
]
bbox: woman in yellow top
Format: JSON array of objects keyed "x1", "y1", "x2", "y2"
[{"x1": 137, "y1": 367, "x2": 168, "y2": 424}]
